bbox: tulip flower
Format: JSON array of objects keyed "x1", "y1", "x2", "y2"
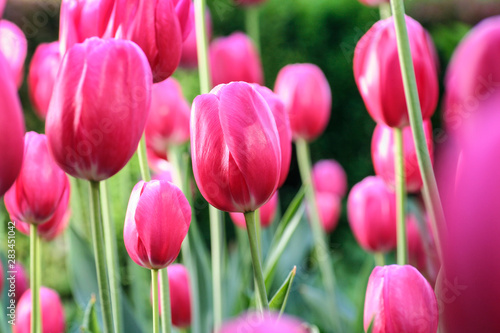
[
  {"x1": 371, "y1": 120, "x2": 434, "y2": 193},
  {"x1": 313, "y1": 192, "x2": 341, "y2": 234},
  {"x1": 180, "y1": 6, "x2": 212, "y2": 69},
  {"x1": 218, "y1": 312, "x2": 307, "y2": 332},
  {"x1": 0, "y1": 20, "x2": 27, "y2": 88},
  {"x1": 190, "y1": 81, "x2": 281, "y2": 213},
  {"x1": 0, "y1": 54, "x2": 24, "y2": 197},
  {"x1": 14, "y1": 287, "x2": 65, "y2": 333},
  {"x1": 230, "y1": 192, "x2": 278, "y2": 229},
  {"x1": 145, "y1": 78, "x2": 191, "y2": 159},
  {"x1": 353, "y1": 16, "x2": 438, "y2": 128},
  {"x1": 112, "y1": 0, "x2": 192, "y2": 82},
  {"x1": 364, "y1": 265, "x2": 438, "y2": 333},
  {"x1": 5, "y1": 132, "x2": 70, "y2": 225},
  {"x1": 12, "y1": 262, "x2": 29, "y2": 304},
  {"x1": 347, "y1": 176, "x2": 397, "y2": 253},
  {"x1": 124, "y1": 180, "x2": 191, "y2": 270},
  {"x1": 274, "y1": 63, "x2": 331, "y2": 142},
  {"x1": 46, "y1": 37, "x2": 152, "y2": 181},
  {"x1": 312, "y1": 159, "x2": 347, "y2": 197},
  {"x1": 28, "y1": 41, "x2": 61, "y2": 119},
  {"x1": 209, "y1": 32, "x2": 263, "y2": 87},
  {"x1": 443, "y1": 16, "x2": 500, "y2": 134}
]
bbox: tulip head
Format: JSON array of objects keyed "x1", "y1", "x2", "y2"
[
  {"x1": 0, "y1": 20, "x2": 27, "y2": 88},
  {"x1": 230, "y1": 191, "x2": 278, "y2": 229},
  {"x1": 14, "y1": 287, "x2": 65, "y2": 333},
  {"x1": 46, "y1": 37, "x2": 152, "y2": 181},
  {"x1": 168, "y1": 264, "x2": 192, "y2": 327},
  {"x1": 347, "y1": 176, "x2": 397, "y2": 253},
  {"x1": 190, "y1": 82, "x2": 281, "y2": 213},
  {"x1": 364, "y1": 265, "x2": 438, "y2": 333},
  {"x1": 219, "y1": 312, "x2": 307, "y2": 332},
  {"x1": 274, "y1": 63, "x2": 331, "y2": 142},
  {"x1": 314, "y1": 192, "x2": 341, "y2": 234},
  {"x1": 5, "y1": 132, "x2": 70, "y2": 225},
  {"x1": 354, "y1": 16, "x2": 438, "y2": 128},
  {"x1": 124, "y1": 180, "x2": 191, "y2": 270},
  {"x1": 210, "y1": 32, "x2": 263, "y2": 86},
  {"x1": 312, "y1": 159, "x2": 347, "y2": 197}
]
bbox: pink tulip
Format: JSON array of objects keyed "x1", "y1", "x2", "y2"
[
  {"x1": 371, "y1": 120, "x2": 434, "y2": 193},
  {"x1": 5, "y1": 132, "x2": 70, "y2": 225},
  {"x1": 0, "y1": 20, "x2": 27, "y2": 88},
  {"x1": 46, "y1": 37, "x2": 152, "y2": 181},
  {"x1": 145, "y1": 78, "x2": 191, "y2": 159},
  {"x1": 443, "y1": 16, "x2": 500, "y2": 135},
  {"x1": 312, "y1": 159, "x2": 347, "y2": 197},
  {"x1": 354, "y1": 16, "x2": 438, "y2": 128},
  {"x1": 252, "y1": 84, "x2": 292, "y2": 187},
  {"x1": 347, "y1": 176, "x2": 397, "y2": 253},
  {"x1": 364, "y1": 265, "x2": 438, "y2": 333},
  {"x1": 156, "y1": 264, "x2": 192, "y2": 327},
  {"x1": 180, "y1": 6, "x2": 212, "y2": 69},
  {"x1": 124, "y1": 180, "x2": 191, "y2": 270},
  {"x1": 12, "y1": 262, "x2": 29, "y2": 304},
  {"x1": 314, "y1": 192, "x2": 341, "y2": 234},
  {"x1": 14, "y1": 287, "x2": 65, "y2": 333},
  {"x1": 230, "y1": 192, "x2": 278, "y2": 229},
  {"x1": 406, "y1": 213, "x2": 426, "y2": 273},
  {"x1": 219, "y1": 312, "x2": 307, "y2": 332},
  {"x1": 210, "y1": 32, "x2": 263, "y2": 86},
  {"x1": 191, "y1": 82, "x2": 281, "y2": 213},
  {"x1": 28, "y1": 41, "x2": 61, "y2": 119},
  {"x1": 357, "y1": 0, "x2": 389, "y2": 6},
  {"x1": 274, "y1": 63, "x2": 331, "y2": 142},
  {"x1": 0, "y1": 54, "x2": 24, "y2": 197}
]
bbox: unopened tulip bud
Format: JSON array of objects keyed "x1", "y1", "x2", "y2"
[
  {"x1": 0, "y1": 20, "x2": 27, "y2": 87},
  {"x1": 312, "y1": 159, "x2": 347, "y2": 197}
]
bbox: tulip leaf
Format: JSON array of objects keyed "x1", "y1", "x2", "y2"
[
  {"x1": 274, "y1": 186, "x2": 306, "y2": 240},
  {"x1": 81, "y1": 294, "x2": 101, "y2": 333},
  {"x1": 269, "y1": 266, "x2": 297, "y2": 314}
]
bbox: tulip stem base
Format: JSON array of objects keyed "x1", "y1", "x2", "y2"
[
  {"x1": 379, "y1": 2, "x2": 392, "y2": 19},
  {"x1": 245, "y1": 6, "x2": 261, "y2": 56},
  {"x1": 210, "y1": 206, "x2": 224, "y2": 329},
  {"x1": 295, "y1": 138, "x2": 341, "y2": 331},
  {"x1": 137, "y1": 134, "x2": 152, "y2": 182},
  {"x1": 389, "y1": 0, "x2": 445, "y2": 261},
  {"x1": 30, "y1": 225, "x2": 41, "y2": 333},
  {"x1": 88, "y1": 180, "x2": 114, "y2": 333},
  {"x1": 160, "y1": 268, "x2": 173, "y2": 333},
  {"x1": 374, "y1": 252, "x2": 385, "y2": 267},
  {"x1": 152, "y1": 270, "x2": 160, "y2": 333}
]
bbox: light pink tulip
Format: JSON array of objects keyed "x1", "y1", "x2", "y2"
[
  {"x1": 230, "y1": 192, "x2": 278, "y2": 229},
  {"x1": 219, "y1": 312, "x2": 307, "y2": 332},
  {"x1": 312, "y1": 159, "x2": 347, "y2": 197},
  {"x1": 0, "y1": 20, "x2": 27, "y2": 87}
]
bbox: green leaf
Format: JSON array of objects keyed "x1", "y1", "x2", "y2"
[
  {"x1": 81, "y1": 295, "x2": 101, "y2": 333},
  {"x1": 269, "y1": 266, "x2": 296, "y2": 315},
  {"x1": 274, "y1": 187, "x2": 305, "y2": 241}
]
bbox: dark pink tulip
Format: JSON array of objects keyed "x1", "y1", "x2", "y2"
[
  {"x1": 371, "y1": 120, "x2": 434, "y2": 193},
  {"x1": 347, "y1": 176, "x2": 397, "y2": 253},
  {"x1": 159, "y1": 264, "x2": 192, "y2": 328},
  {"x1": 210, "y1": 32, "x2": 263, "y2": 87},
  {"x1": 364, "y1": 265, "x2": 438, "y2": 333},
  {"x1": 443, "y1": 16, "x2": 500, "y2": 135},
  {"x1": 46, "y1": 37, "x2": 152, "y2": 181},
  {"x1": 124, "y1": 180, "x2": 191, "y2": 270},
  {"x1": 354, "y1": 16, "x2": 438, "y2": 128},
  {"x1": 12, "y1": 262, "x2": 29, "y2": 304},
  {"x1": 180, "y1": 6, "x2": 212, "y2": 69},
  {"x1": 274, "y1": 63, "x2": 331, "y2": 142},
  {"x1": 312, "y1": 159, "x2": 347, "y2": 197},
  {"x1": 357, "y1": 0, "x2": 389, "y2": 6},
  {"x1": 28, "y1": 41, "x2": 61, "y2": 119},
  {"x1": 5, "y1": 132, "x2": 70, "y2": 225},
  {"x1": 59, "y1": 0, "x2": 115, "y2": 55},
  {"x1": 14, "y1": 287, "x2": 65, "y2": 333},
  {"x1": 230, "y1": 192, "x2": 278, "y2": 229},
  {"x1": 252, "y1": 84, "x2": 292, "y2": 187},
  {"x1": 0, "y1": 54, "x2": 24, "y2": 197},
  {"x1": 0, "y1": 20, "x2": 27, "y2": 88},
  {"x1": 145, "y1": 78, "x2": 190, "y2": 158},
  {"x1": 219, "y1": 312, "x2": 307, "y2": 333},
  {"x1": 190, "y1": 82, "x2": 281, "y2": 213},
  {"x1": 315, "y1": 192, "x2": 341, "y2": 234}
]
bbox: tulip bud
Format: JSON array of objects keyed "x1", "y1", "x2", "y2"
[
  {"x1": 14, "y1": 287, "x2": 65, "y2": 333},
  {"x1": 314, "y1": 192, "x2": 341, "y2": 234},
  {"x1": 28, "y1": 41, "x2": 61, "y2": 119},
  {"x1": 12, "y1": 262, "x2": 29, "y2": 304},
  {"x1": 0, "y1": 54, "x2": 24, "y2": 197},
  {"x1": 180, "y1": 6, "x2": 212, "y2": 69},
  {"x1": 356, "y1": 0, "x2": 389, "y2": 6},
  {"x1": 0, "y1": 20, "x2": 27, "y2": 88},
  {"x1": 145, "y1": 78, "x2": 190, "y2": 159},
  {"x1": 190, "y1": 82, "x2": 281, "y2": 212},
  {"x1": 124, "y1": 180, "x2": 191, "y2": 270},
  {"x1": 157, "y1": 264, "x2": 192, "y2": 328},
  {"x1": 230, "y1": 192, "x2": 278, "y2": 229},
  {"x1": 354, "y1": 16, "x2": 438, "y2": 128},
  {"x1": 210, "y1": 32, "x2": 263, "y2": 86},
  {"x1": 46, "y1": 37, "x2": 152, "y2": 181},
  {"x1": 274, "y1": 63, "x2": 331, "y2": 142},
  {"x1": 312, "y1": 159, "x2": 347, "y2": 197},
  {"x1": 5, "y1": 132, "x2": 70, "y2": 225},
  {"x1": 364, "y1": 265, "x2": 438, "y2": 333},
  {"x1": 219, "y1": 312, "x2": 307, "y2": 332},
  {"x1": 347, "y1": 176, "x2": 397, "y2": 252},
  {"x1": 371, "y1": 121, "x2": 434, "y2": 193}
]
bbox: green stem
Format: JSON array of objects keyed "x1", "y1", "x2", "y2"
[
  {"x1": 152, "y1": 270, "x2": 160, "y2": 333},
  {"x1": 137, "y1": 134, "x2": 151, "y2": 182},
  {"x1": 30, "y1": 225, "x2": 40, "y2": 333},
  {"x1": 88, "y1": 181, "x2": 114, "y2": 333},
  {"x1": 379, "y1": 2, "x2": 392, "y2": 19},
  {"x1": 389, "y1": 0, "x2": 445, "y2": 262},
  {"x1": 295, "y1": 138, "x2": 341, "y2": 331},
  {"x1": 210, "y1": 206, "x2": 224, "y2": 329},
  {"x1": 374, "y1": 252, "x2": 385, "y2": 267},
  {"x1": 245, "y1": 6, "x2": 261, "y2": 56},
  {"x1": 244, "y1": 211, "x2": 269, "y2": 311},
  {"x1": 160, "y1": 269, "x2": 172, "y2": 333},
  {"x1": 194, "y1": 0, "x2": 211, "y2": 94},
  {"x1": 100, "y1": 181, "x2": 123, "y2": 333},
  {"x1": 394, "y1": 128, "x2": 407, "y2": 265}
]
